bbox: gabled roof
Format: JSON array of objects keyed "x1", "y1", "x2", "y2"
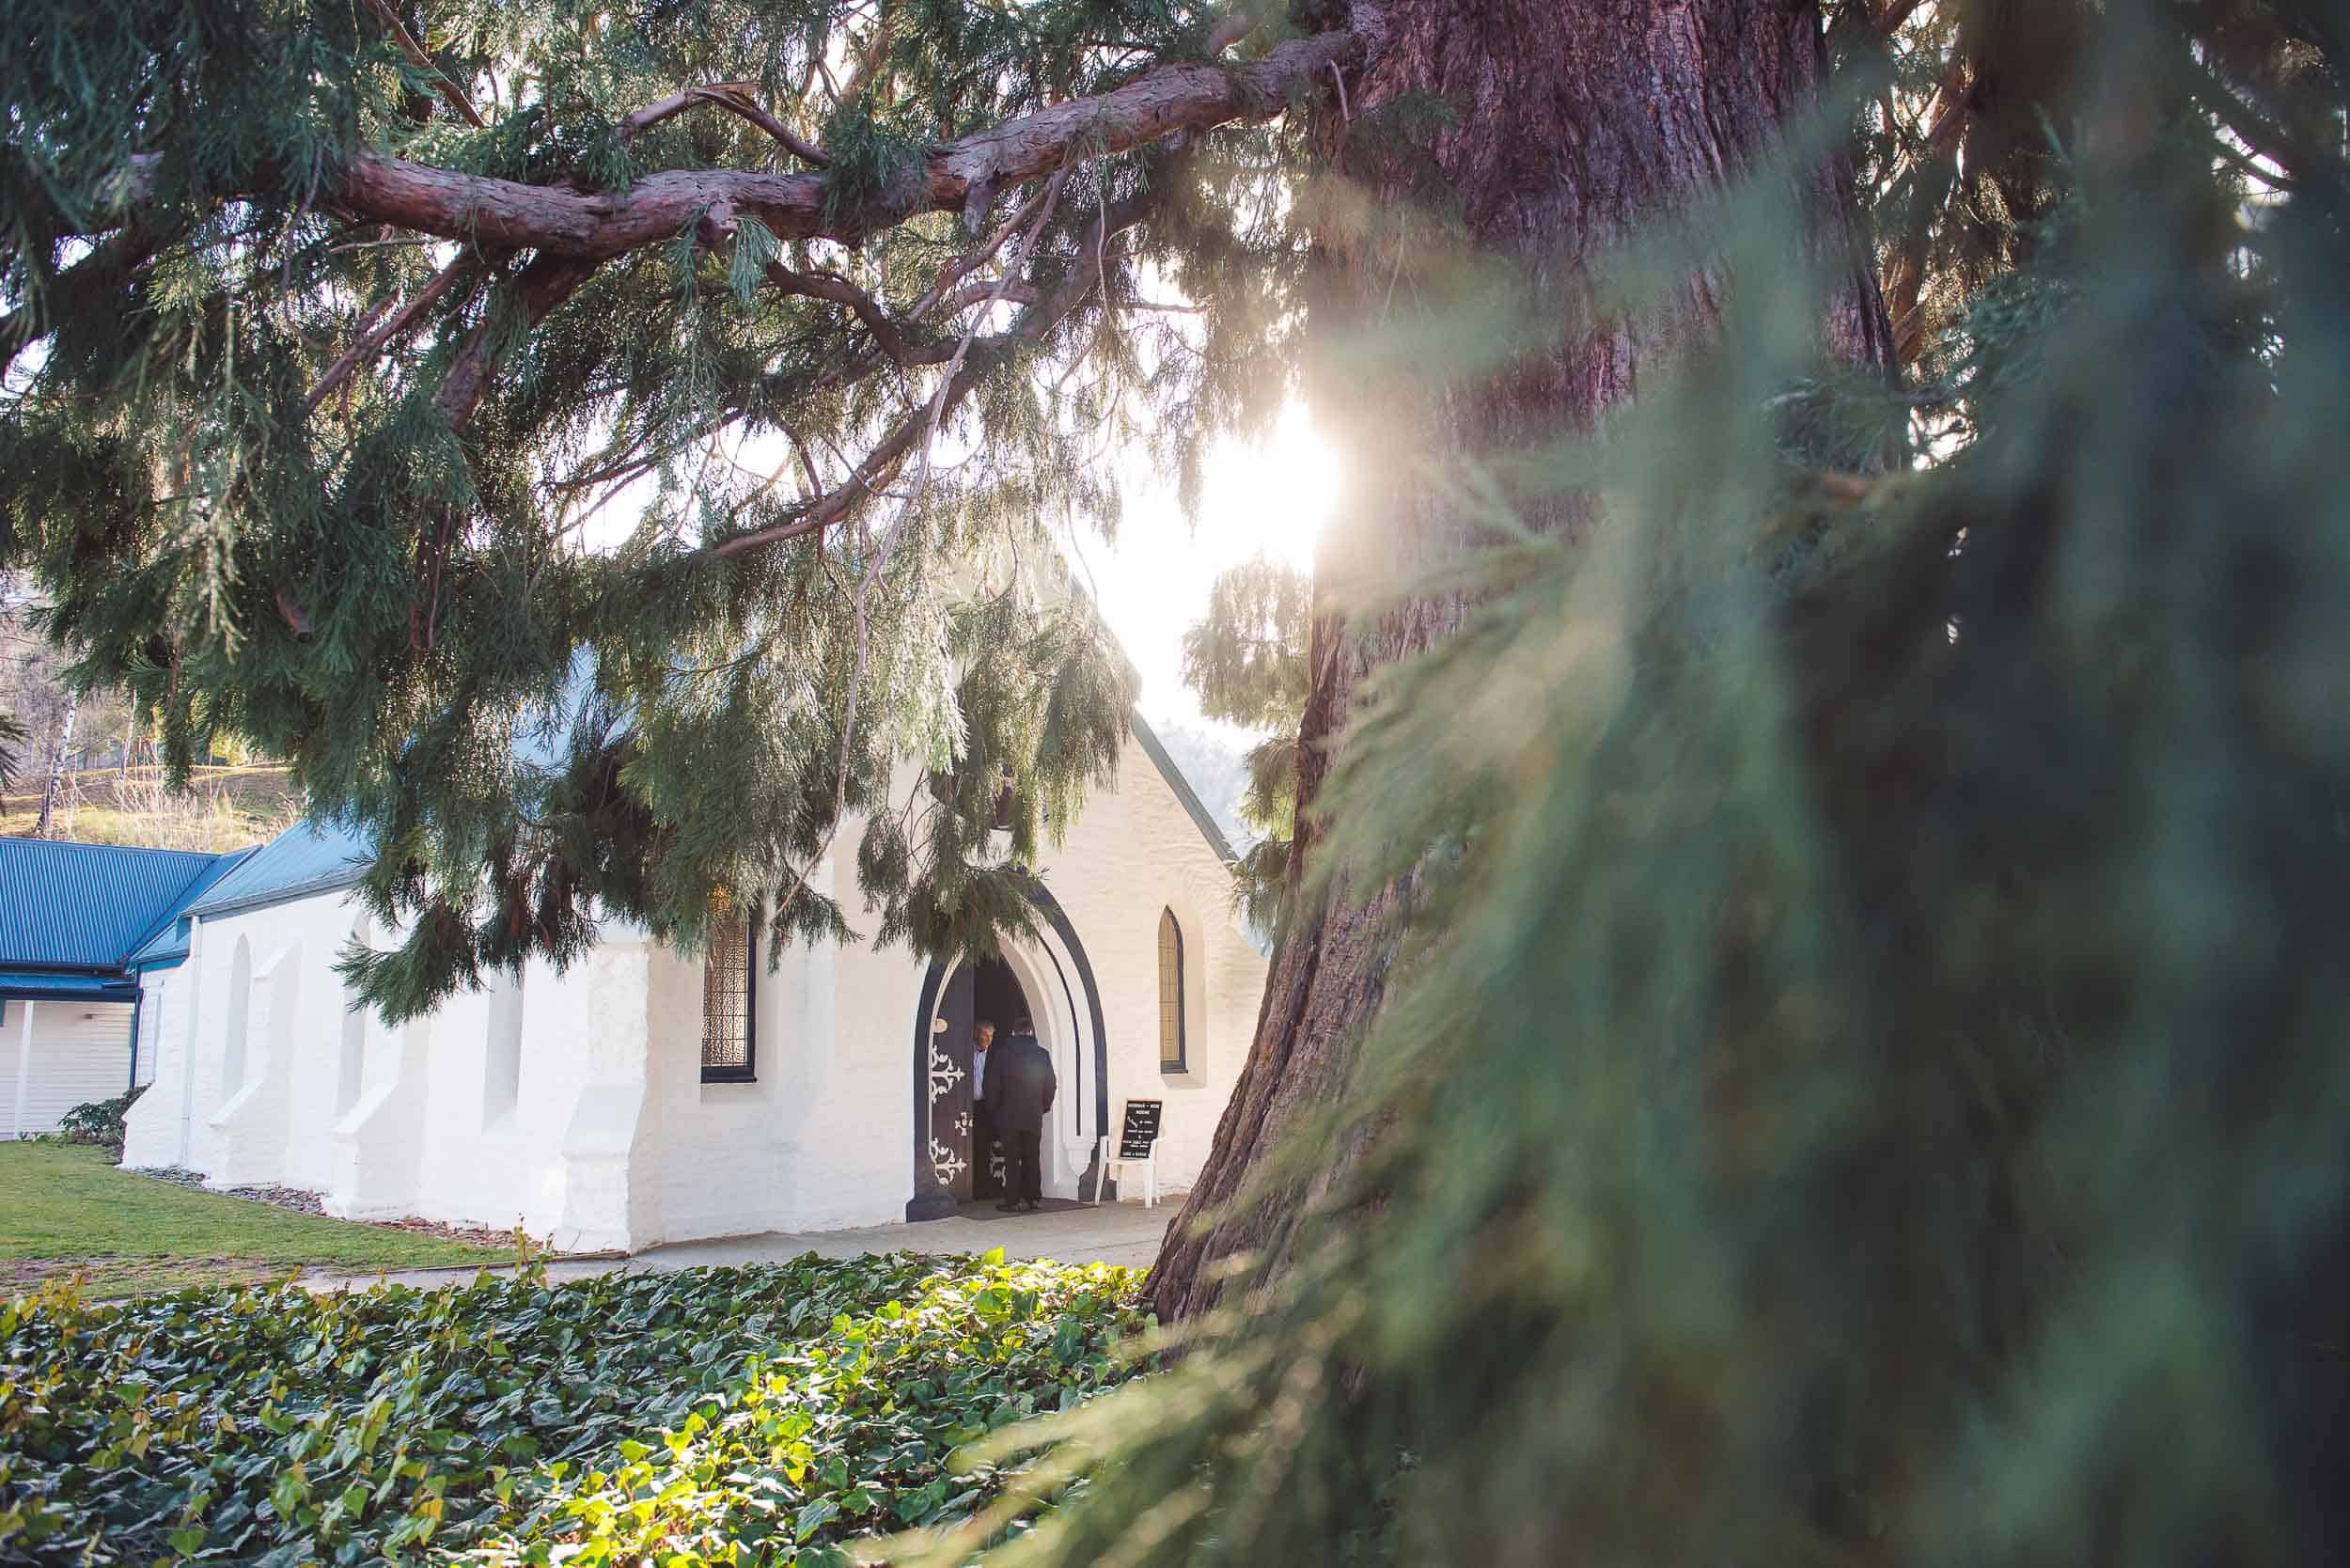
[
  {"x1": 1058, "y1": 576, "x2": 1238, "y2": 869},
  {"x1": 0, "y1": 838, "x2": 248, "y2": 999},
  {"x1": 125, "y1": 847, "x2": 259, "y2": 968},
  {"x1": 0, "y1": 839, "x2": 237, "y2": 970},
  {"x1": 1128, "y1": 712, "x2": 1239, "y2": 868},
  {"x1": 180, "y1": 819, "x2": 372, "y2": 923}
]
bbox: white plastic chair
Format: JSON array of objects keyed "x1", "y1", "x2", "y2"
[{"x1": 1094, "y1": 1135, "x2": 1160, "y2": 1208}]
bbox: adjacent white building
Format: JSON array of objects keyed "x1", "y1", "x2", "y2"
[
  {"x1": 118, "y1": 718, "x2": 1265, "y2": 1254},
  {"x1": 1, "y1": 839, "x2": 250, "y2": 1138}
]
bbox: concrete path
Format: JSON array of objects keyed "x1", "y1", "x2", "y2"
[{"x1": 307, "y1": 1199, "x2": 1177, "y2": 1291}]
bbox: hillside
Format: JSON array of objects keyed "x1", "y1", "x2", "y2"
[{"x1": 0, "y1": 764, "x2": 301, "y2": 852}]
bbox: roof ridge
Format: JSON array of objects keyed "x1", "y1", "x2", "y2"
[
  {"x1": 1127, "y1": 709, "x2": 1240, "y2": 868},
  {"x1": 0, "y1": 836, "x2": 227, "y2": 857}
]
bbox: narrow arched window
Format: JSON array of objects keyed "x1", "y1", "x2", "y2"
[
  {"x1": 1157, "y1": 908, "x2": 1186, "y2": 1073},
  {"x1": 701, "y1": 892, "x2": 757, "y2": 1083}
]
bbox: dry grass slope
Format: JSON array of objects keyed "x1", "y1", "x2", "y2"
[{"x1": 0, "y1": 764, "x2": 302, "y2": 851}]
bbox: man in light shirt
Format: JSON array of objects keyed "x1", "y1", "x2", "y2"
[{"x1": 971, "y1": 1018, "x2": 998, "y2": 1199}]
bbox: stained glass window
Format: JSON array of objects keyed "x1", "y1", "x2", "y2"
[
  {"x1": 701, "y1": 893, "x2": 756, "y2": 1082},
  {"x1": 1158, "y1": 907, "x2": 1186, "y2": 1072}
]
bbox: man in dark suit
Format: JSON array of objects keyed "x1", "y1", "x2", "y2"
[{"x1": 982, "y1": 1013, "x2": 1056, "y2": 1213}]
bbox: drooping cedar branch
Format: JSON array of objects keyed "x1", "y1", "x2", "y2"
[
  {"x1": 305, "y1": 253, "x2": 469, "y2": 414},
  {"x1": 1873, "y1": 0, "x2": 1927, "y2": 37},
  {"x1": 711, "y1": 184, "x2": 1158, "y2": 558},
  {"x1": 618, "y1": 81, "x2": 831, "y2": 166},
  {"x1": 761, "y1": 262, "x2": 1040, "y2": 365},
  {"x1": 765, "y1": 264, "x2": 952, "y2": 365},
  {"x1": 433, "y1": 254, "x2": 600, "y2": 427},
  {"x1": 97, "y1": 26, "x2": 1363, "y2": 257},
  {"x1": 362, "y1": 0, "x2": 483, "y2": 128},
  {"x1": 0, "y1": 227, "x2": 159, "y2": 378},
  {"x1": 1883, "y1": 53, "x2": 1969, "y2": 364}
]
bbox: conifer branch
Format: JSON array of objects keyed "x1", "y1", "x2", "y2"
[
  {"x1": 1204, "y1": 8, "x2": 1264, "y2": 55},
  {"x1": 0, "y1": 228, "x2": 159, "y2": 380},
  {"x1": 85, "y1": 25, "x2": 1364, "y2": 256},
  {"x1": 2187, "y1": 64, "x2": 2350, "y2": 202},
  {"x1": 305, "y1": 254, "x2": 469, "y2": 416},
  {"x1": 762, "y1": 264, "x2": 1038, "y2": 367},
  {"x1": 1883, "y1": 55, "x2": 1970, "y2": 364},
  {"x1": 432, "y1": 254, "x2": 598, "y2": 429},
  {"x1": 618, "y1": 82, "x2": 831, "y2": 166},
  {"x1": 711, "y1": 181, "x2": 1144, "y2": 561},
  {"x1": 362, "y1": 0, "x2": 484, "y2": 129},
  {"x1": 763, "y1": 265, "x2": 944, "y2": 366},
  {"x1": 1872, "y1": 0, "x2": 1929, "y2": 37},
  {"x1": 840, "y1": 2, "x2": 897, "y2": 102},
  {"x1": 904, "y1": 179, "x2": 1059, "y2": 321}
]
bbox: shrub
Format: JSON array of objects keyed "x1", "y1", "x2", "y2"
[
  {"x1": 53, "y1": 1086, "x2": 145, "y2": 1152},
  {"x1": 0, "y1": 1251, "x2": 1145, "y2": 1563}
]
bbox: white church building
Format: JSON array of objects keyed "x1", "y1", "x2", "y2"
[{"x1": 119, "y1": 718, "x2": 1264, "y2": 1254}]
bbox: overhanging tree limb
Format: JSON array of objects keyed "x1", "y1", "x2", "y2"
[
  {"x1": 361, "y1": 0, "x2": 484, "y2": 128},
  {"x1": 306, "y1": 253, "x2": 470, "y2": 415},
  {"x1": 432, "y1": 254, "x2": 600, "y2": 428},
  {"x1": 96, "y1": 26, "x2": 1363, "y2": 256},
  {"x1": 618, "y1": 82, "x2": 831, "y2": 167},
  {"x1": 711, "y1": 183, "x2": 1154, "y2": 560}
]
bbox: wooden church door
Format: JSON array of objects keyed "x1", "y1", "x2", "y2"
[{"x1": 921, "y1": 964, "x2": 979, "y2": 1207}]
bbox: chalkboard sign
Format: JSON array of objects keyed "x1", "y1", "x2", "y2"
[{"x1": 1118, "y1": 1099, "x2": 1164, "y2": 1160}]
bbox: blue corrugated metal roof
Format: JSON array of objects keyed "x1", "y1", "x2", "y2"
[
  {"x1": 182, "y1": 819, "x2": 372, "y2": 921},
  {"x1": 0, "y1": 839, "x2": 239, "y2": 972},
  {"x1": 126, "y1": 846, "x2": 259, "y2": 968},
  {"x1": 0, "y1": 968, "x2": 142, "y2": 1001}
]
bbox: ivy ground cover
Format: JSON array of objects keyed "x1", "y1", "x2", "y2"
[{"x1": 0, "y1": 1251, "x2": 1146, "y2": 1564}]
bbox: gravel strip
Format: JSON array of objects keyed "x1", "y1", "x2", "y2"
[{"x1": 133, "y1": 1167, "x2": 517, "y2": 1248}]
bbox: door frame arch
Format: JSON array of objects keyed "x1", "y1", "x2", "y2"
[{"x1": 907, "y1": 880, "x2": 1108, "y2": 1219}]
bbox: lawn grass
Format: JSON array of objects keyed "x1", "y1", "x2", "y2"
[{"x1": 0, "y1": 1142, "x2": 511, "y2": 1296}]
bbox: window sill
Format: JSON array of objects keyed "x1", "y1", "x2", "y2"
[{"x1": 1158, "y1": 1066, "x2": 1202, "y2": 1086}]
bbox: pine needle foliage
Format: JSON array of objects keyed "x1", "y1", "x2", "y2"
[
  {"x1": 916, "y1": 6, "x2": 2350, "y2": 1568},
  {"x1": 0, "y1": 0, "x2": 1309, "y2": 1019}
]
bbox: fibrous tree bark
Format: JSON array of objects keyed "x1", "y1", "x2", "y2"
[{"x1": 1149, "y1": 0, "x2": 1897, "y2": 1320}]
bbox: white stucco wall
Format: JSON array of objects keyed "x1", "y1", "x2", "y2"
[
  {"x1": 1027, "y1": 739, "x2": 1261, "y2": 1195},
  {"x1": 116, "y1": 727, "x2": 1267, "y2": 1250},
  {"x1": 3, "y1": 998, "x2": 137, "y2": 1137},
  {"x1": 132, "y1": 976, "x2": 166, "y2": 1088}
]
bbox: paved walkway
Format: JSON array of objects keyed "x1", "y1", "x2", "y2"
[{"x1": 309, "y1": 1198, "x2": 1178, "y2": 1291}]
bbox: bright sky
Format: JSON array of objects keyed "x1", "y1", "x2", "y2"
[
  {"x1": 1072, "y1": 401, "x2": 1334, "y2": 735},
  {"x1": 581, "y1": 399, "x2": 1334, "y2": 737}
]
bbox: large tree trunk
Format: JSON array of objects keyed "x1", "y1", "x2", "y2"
[{"x1": 1149, "y1": 0, "x2": 1896, "y2": 1320}]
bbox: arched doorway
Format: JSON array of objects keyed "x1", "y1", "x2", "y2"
[
  {"x1": 968, "y1": 958, "x2": 1026, "y2": 1200},
  {"x1": 907, "y1": 883, "x2": 1108, "y2": 1220}
]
